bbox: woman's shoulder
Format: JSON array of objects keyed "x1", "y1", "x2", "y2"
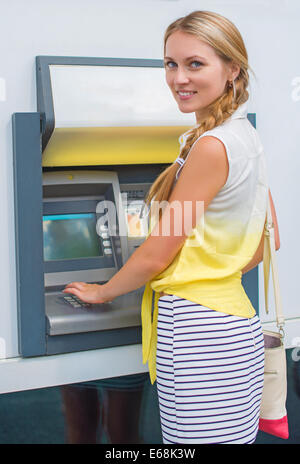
[{"x1": 201, "y1": 118, "x2": 262, "y2": 154}]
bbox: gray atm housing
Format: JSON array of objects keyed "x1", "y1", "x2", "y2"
[
  {"x1": 12, "y1": 56, "x2": 259, "y2": 358},
  {"x1": 43, "y1": 170, "x2": 144, "y2": 337}
]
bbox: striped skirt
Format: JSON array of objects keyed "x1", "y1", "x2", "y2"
[{"x1": 156, "y1": 294, "x2": 265, "y2": 444}]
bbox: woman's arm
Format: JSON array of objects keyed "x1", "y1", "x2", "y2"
[
  {"x1": 63, "y1": 136, "x2": 229, "y2": 303},
  {"x1": 241, "y1": 189, "x2": 280, "y2": 274}
]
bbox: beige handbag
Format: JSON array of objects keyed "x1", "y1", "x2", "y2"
[{"x1": 258, "y1": 193, "x2": 289, "y2": 439}]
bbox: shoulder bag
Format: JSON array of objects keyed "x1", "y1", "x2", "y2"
[{"x1": 258, "y1": 192, "x2": 289, "y2": 439}]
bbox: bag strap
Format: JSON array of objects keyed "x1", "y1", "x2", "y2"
[{"x1": 263, "y1": 191, "x2": 285, "y2": 333}]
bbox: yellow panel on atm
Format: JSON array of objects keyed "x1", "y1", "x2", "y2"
[{"x1": 42, "y1": 126, "x2": 190, "y2": 167}]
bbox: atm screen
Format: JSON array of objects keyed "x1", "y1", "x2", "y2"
[{"x1": 43, "y1": 213, "x2": 103, "y2": 261}]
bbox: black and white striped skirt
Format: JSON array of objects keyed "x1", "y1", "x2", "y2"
[{"x1": 156, "y1": 294, "x2": 264, "y2": 444}]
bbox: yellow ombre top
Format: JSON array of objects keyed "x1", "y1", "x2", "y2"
[{"x1": 141, "y1": 102, "x2": 269, "y2": 384}]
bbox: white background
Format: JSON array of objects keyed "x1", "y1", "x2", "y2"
[{"x1": 0, "y1": 0, "x2": 298, "y2": 389}]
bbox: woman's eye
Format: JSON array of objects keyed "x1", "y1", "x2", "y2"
[
  {"x1": 190, "y1": 61, "x2": 203, "y2": 68},
  {"x1": 164, "y1": 60, "x2": 203, "y2": 69},
  {"x1": 165, "y1": 61, "x2": 177, "y2": 69}
]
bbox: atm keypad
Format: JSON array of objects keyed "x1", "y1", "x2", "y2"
[
  {"x1": 63, "y1": 295, "x2": 91, "y2": 308},
  {"x1": 104, "y1": 248, "x2": 112, "y2": 255}
]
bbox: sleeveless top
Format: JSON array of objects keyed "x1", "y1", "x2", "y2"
[{"x1": 141, "y1": 101, "x2": 269, "y2": 384}]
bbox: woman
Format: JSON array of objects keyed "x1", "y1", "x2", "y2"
[{"x1": 64, "y1": 10, "x2": 280, "y2": 444}]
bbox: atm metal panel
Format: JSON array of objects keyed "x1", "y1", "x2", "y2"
[{"x1": 12, "y1": 112, "x2": 47, "y2": 356}]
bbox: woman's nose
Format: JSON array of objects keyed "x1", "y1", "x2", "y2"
[{"x1": 174, "y1": 67, "x2": 190, "y2": 85}]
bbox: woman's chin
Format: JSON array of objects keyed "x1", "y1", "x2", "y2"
[{"x1": 177, "y1": 105, "x2": 196, "y2": 114}]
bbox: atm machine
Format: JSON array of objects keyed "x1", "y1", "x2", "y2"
[
  {"x1": 12, "y1": 56, "x2": 192, "y2": 357},
  {"x1": 12, "y1": 56, "x2": 259, "y2": 359}
]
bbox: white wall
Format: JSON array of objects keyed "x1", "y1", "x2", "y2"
[{"x1": 0, "y1": 0, "x2": 299, "y2": 362}]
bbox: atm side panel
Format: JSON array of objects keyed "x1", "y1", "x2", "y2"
[{"x1": 12, "y1": 113, "x2": 47, "y2": 356}]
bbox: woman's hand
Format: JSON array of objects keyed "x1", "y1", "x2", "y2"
[{"x1": 63, "y1": 282, "x2": 111, "y2": 304}]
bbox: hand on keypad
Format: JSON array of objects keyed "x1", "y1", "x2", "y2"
[
  {"x1": 63, "y1": 281, "x2": 109, "y2": 304},
  {"x1": 63, "y1": 295, "x2": 92, "y2": 309}
]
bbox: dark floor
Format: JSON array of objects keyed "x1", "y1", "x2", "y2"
[
  {"x1": 0, "y1": 350, "x2": 298, "y2": 444},
  {"x1": 0, "y1": 372, "x2": 162, "y2": 444}
]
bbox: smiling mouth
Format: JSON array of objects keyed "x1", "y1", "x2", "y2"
[
  {"x1": 176, "y1": 91, "x2": 197, "y2": 101},
  {"x1": 177, "y1": 91, "x2": 197, "y2": 96}
]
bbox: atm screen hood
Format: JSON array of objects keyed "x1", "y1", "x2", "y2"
[{"x1": 36, "y1": 56, "x2": 195, "y2": 167}]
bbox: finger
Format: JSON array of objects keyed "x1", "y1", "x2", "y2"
[
  {"x1": 63, "y1": 288, "x2": 83, "y2": 300},
  {"x1": 64, "y1": 282, "x2": 86, "y2": 291},
  {"x1": 64, "y1": 282, "x2": 85, "y2": 289}
]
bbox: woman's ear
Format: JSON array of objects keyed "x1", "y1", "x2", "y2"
[{"x1": 230, "y1": 62, "x2": 240, "y2": 81}]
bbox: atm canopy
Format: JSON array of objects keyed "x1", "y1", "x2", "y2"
[{"x1": 36, "y1": 56, "x2": 194, "y2": 167}]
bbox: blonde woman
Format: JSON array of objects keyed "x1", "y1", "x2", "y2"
[{"x1": 64, "y1": 10, "x2": 280, "y2": 444}]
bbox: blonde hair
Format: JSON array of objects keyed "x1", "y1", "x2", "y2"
[{"x1": 145, "y1": 10, "x2": 253, "y2": 209}]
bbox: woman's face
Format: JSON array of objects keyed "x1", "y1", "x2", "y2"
[{"x1": 164, "y1": 30, "x2": 239, "y2": 123}]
